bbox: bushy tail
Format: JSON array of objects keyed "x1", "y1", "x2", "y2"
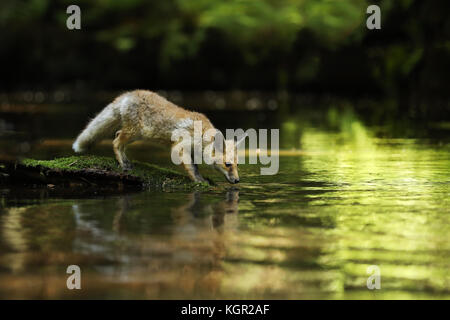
[{"x1": 72, "y1": 103, "x2": 120, "y2": 153}]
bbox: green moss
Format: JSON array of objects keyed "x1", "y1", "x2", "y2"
[{"x1": 21, "y1": 155, "x2": 210, "y2": 190}]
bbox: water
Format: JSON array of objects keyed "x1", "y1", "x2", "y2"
[{"x1": 0, "y1": 102, "x2": 449, "y2": 299}]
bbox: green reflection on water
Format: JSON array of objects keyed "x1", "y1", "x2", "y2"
[{"x1": 0, "y1": 108, "x2": 449, "y2": 299}]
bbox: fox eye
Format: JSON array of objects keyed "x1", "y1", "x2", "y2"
[{"x1": 225, "y1": 162, "x2": 232, "y2": 167}]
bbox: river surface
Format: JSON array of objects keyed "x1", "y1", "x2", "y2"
[{"x1": 0, "y1": 100, "x2": 449, "y2": 299}]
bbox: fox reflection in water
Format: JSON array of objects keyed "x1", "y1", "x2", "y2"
[
  {"x1": 103, "y1": 190, "x2": 240, "y2": 234},
  {"x1": 0, "y1": 190, "x2": 240, "y2": 298},
  {"x1": 170, "y1": 190, "x2": 240, "y2": 232},
  {"x1": 70, "y1": 190, "x2": 240, "y2": 253},
  {"x1": 72, "y1": 190, "x2": 241, "y2": 297}
]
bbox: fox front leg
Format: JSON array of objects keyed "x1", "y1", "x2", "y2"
[
  {"x1": 182, "y1": 162, "x2": 207, "y2": 183},
  {"x1": 113, "y1": 130, "x2": 134, "y2": 171}
]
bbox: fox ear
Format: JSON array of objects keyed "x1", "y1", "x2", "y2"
[{"x1": 235, "y1": 133, "x2": 247, "y2": 147}]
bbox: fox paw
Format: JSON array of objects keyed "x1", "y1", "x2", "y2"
[{"x1": 121, "y1": 162, "x2": 133, "y2": 172}]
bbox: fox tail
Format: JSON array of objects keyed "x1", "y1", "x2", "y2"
[{"x1": 72, "y1": 103, "x2": 120, "y2": 153}]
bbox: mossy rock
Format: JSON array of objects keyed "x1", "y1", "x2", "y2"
[{"x1": 1, "y1": 155, "x2": 209, "y2": 192}]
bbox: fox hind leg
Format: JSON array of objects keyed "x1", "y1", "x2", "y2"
[{"x1": 113, "y1": 130, "x2": 134, "y2": 171}]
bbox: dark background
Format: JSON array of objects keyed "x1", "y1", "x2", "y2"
[{"x1": 0, "y1": 0, "x2": 449, "y2": 119}]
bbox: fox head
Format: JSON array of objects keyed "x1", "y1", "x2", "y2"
[
  {"x1": 211, "y1": 134, "x2": 246, "y2": 184},
  {"x1": 213, "y1": 140, "x2": 239, "y2": 184}
]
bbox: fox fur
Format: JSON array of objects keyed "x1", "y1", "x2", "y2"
[{"x1": 72, "y1": 90, "x2": 240, "y2": 184}]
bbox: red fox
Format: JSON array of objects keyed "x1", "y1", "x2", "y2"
[{"x1": 72, "y1": 90, "x2": 240, "y2": 184}]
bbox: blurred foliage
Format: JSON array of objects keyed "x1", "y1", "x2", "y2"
[
  {"x1": 0, "y1": 0, "x2": 448, "y2": 115},
  {"x1": 0, "y1": 0, "x2": 368, "y2": 61}
]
